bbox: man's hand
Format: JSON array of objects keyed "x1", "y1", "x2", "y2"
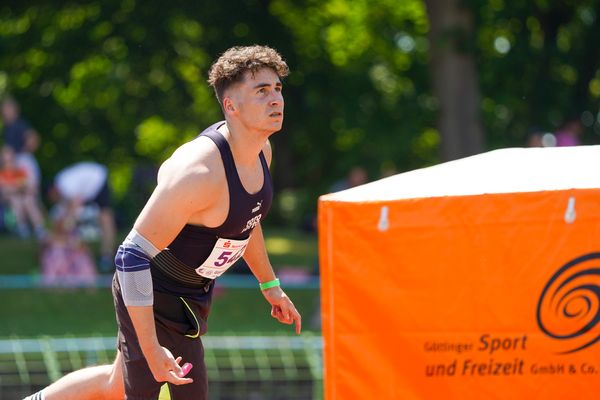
[
  {"x1": 261, "y1": 286, "x2": 302, "y2": 334},
  {"x1": 127, "y1": 305, "x2": 193, "y2": 385},
  {"x1": 145, "y1": 345, "x2": 194, "y2": 385}
]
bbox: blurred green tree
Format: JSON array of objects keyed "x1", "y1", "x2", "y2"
[
  {"x1": 424, "y1": 0, "x2": 484, "y2": 160},
  {"x1": 467, "y1": 0, "x2": 600, "y2": 148},
  {"x1": 0, "y1": 0, "x2": 598, "y2": 226}
]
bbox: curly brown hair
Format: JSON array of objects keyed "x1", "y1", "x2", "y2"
[{"x1": 207, "y1": 45, "x2": 289, "y2": 105}]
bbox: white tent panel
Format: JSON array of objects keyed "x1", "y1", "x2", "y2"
[{"x1": 322, "y1": 146, "x2": 600, "y2": 203}]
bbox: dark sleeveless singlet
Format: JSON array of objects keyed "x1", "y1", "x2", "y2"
[{"x1": 151, "y1": 121, "x2": 273, "y2": 298}]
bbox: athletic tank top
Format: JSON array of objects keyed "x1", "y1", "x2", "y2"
[{"x1": 151, "y1": 121, "x2": 273, "y2": 297}]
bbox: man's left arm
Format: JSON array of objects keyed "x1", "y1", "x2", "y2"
[{"x1": 243, "y1": 223, "x2": 302, "y2": 334}]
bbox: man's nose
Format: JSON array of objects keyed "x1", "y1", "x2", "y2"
[{"x1": 270, "y1": 92, "x2": 283, "y2": 106}]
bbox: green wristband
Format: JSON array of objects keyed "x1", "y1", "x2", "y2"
[{"x1": 259, "y1": 278, "x2": 280, "y2": 290}]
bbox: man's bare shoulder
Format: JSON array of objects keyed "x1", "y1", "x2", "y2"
[{"x1": 157, "y1": 136, "x2": 224, "y2": 191}]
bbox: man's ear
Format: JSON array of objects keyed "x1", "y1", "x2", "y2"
[{"x1": 223, "y1": 97, "x2": 236, "y2": 113}]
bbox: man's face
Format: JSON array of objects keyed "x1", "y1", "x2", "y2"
[{"x1": 225, "y1": 68, "x2": 284, "y2": 134}]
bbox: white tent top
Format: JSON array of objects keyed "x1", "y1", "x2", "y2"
[{"x1": 321, "y1": 146, "x2": 600, "y2": 202}]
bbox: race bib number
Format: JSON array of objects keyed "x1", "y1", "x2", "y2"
[{"x1": 195, "y1": 237, "x2": 249, "y2": 279}]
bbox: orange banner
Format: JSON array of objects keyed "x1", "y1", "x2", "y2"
[{"x1": 319, "y1": 188, "x2": 600, "y2": 399}]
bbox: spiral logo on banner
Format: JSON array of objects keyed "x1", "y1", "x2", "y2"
[{"x1": 537, "y1": 253, "x2": 600, "y2": 354}]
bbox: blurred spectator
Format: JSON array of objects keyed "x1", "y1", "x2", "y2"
[
  {"x1": 50, "y1": 162, "x2": 117, "y2": 272},
  {"x1": 554, "y1": 117, "x2": 583, "y2": 147},
  {"x1": 302, "y1": 166, "x2": 370, "y2": 234},
  {"x1": 527, "y1": 128, "x2": 556, "y2": 148},
  {"x1": 330, "y1": 166, "x2": 368, "y2": 193},
  {"x1": 1, "y1": 96, "x2": 42, "y2": 193},
  {"x1": 0, "y1": 146, "x2": 46, "y2": 239},
  {"x1": 41, "y1": 198, "x2": 97, "y2": 286},
  {"x1": 527, "y1": 131, "x2": 543, "y2": 147}
]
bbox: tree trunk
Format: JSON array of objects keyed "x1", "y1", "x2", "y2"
[{"x1": 424, "y1": 0, "x2": 484, "y2": 161}]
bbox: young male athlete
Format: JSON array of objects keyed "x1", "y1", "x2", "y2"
[{"x1": 25, "y1": 45, "x2": 301, "y2": 400}]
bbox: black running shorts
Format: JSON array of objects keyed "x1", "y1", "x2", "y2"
[{"x1": 112, "y1": 274, "x2": 213, "y2": 400}]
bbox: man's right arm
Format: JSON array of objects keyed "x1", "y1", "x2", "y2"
[{"x1": 116, "y1": 149, "x2": 216, "y2": 384}]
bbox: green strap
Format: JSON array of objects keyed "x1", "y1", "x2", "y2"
[{"x1": 260, "y1": 278, "x2": 280, "y2": 290}]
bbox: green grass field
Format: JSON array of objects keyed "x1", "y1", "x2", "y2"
[
  {"x1": 0, "y1": 235, "x2": 40, "y2": 275},
  {"x1": 0, "y1": 287, "x2": 320, "y2": 337},
  {"x1": 0, "y1": 227, "x2": 318, "y2": 274},
  {"x1": 0, "y1": 227, "x2": 320, "y2": 338}
]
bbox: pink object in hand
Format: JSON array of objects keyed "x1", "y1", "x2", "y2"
[{"x1": 181, "y1": 362, "x2": 193, "y2": 377}]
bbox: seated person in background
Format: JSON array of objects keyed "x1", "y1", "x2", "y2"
[
  {"x1": 41, "y1": 199, "x2": 97, "y2": 286},
  {"x1": 0, "y1": 146, "x2": 46, "y2": 239},
  {"x1": 1, "y1": 96, "x2": 42, "y2": 193},
  {"x1": 554, "y1": 117, "x2": 583, "y2": 147},
  {"x1": 330, "y1": 166, "x2": 368, "y2": 193},
  {"x1": 51, "y1": 162, "x2": 117, "y2": 272},
  {"x1": 527, "y1": 129, "x2": 556, "y2": 148}
]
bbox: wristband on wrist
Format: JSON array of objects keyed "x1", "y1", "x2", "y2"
[{"x1": 259, "y1": 278, "x2": 280, "y2": 290}]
